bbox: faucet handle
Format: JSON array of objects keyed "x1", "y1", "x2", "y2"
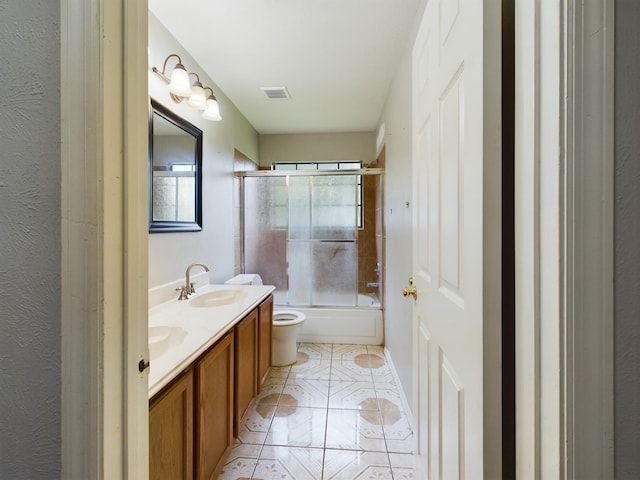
[
  {"x1": 177, "y1": 286, "x2": 189, "y2": 301},
  {"x1": 189, "y1": 282, "x2": 196, "y2": 294}
]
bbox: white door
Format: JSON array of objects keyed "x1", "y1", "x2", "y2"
[{"x1": 411, "y1": 1, "x2": 502, "y2": 478}]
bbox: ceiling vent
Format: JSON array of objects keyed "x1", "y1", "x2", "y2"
[{"x1": 261, "y1": 86, "x2": 291, "y2": 99}]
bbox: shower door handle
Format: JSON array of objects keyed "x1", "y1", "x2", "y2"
[{"x1": 402, "y1": 277, "x2": 418, "y2": 300}]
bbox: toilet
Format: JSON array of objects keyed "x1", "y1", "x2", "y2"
[
  {"x1": 271, "y1": 309, "x2": 306, "y2": 366},
  {"x1": 225, "y1": 274, "x2": 306, "y2": 366}
]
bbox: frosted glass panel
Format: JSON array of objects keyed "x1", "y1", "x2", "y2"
[
  {"x1": 288, "y1": 176, "x2": 311, "y2": 240},
  {"x1": 243, "y1": 177, "x2": 288, "y2": 293},
  {"x1": 312, "y1": 175, "x2": 358, "y2": 240},
  {"x1": 287, "y1": 241, "x2": 312, "y2": 305},
  {"x1": 312, "y1": 242, "x2": 357, "y2": 306}
]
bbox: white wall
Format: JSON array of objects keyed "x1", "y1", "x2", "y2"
[
  {"x1": 259, "y1": 132, "x2": 375, "y2": 167},
  {"x1": 148, "y1": 14, "x2": 259, "y2": 286},
  {"x1": 376, "y1": 32, "x2": 415, "y2": 407}
]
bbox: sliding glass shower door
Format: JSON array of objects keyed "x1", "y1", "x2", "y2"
[{"x1": 243, "y1": 173, "x2": 359, "y2": 307}]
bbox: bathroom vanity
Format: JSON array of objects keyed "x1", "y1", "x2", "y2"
[{"x1": 147, "y1": 284, "x2": 274, "y2": 480}]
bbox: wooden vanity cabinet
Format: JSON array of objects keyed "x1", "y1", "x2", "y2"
[
  {"x1": 149, "y1": 369, "x2": 194, "y2": 480},
  {"x1": 233, "y1": 309, "x2": 258, "y2": 436},
  {"x1": 257, "y1": 295, "x2": 273, "y2": 391},
  {"x1": 149, "y1": 294, "x2": 274, "y2": 479},
  {"x1": 194, "y1": 332, "x2": 234, "y2": 480}
]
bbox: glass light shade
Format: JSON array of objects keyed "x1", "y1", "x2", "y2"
[
  {"x1": 168, "y1": 64, "x2": 191, "y2": 96},
  {"x1": 187, "y1": 83, "x2": 207, "y2": 109},
  {"x1": 202, "y1": 97, "x2": 222, "y2": 121}
]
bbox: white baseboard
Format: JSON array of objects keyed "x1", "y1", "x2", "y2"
[{"x1": 384, "y1": 346, "x2": 426, "y2": 477}]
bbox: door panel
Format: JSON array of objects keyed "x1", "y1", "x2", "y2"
[
  {"x1": 416, "y1": 117, "x2": 432, "y2": 282},
  {"x1": 438, "y1": 69, "x2": 464, "y2": 302},
  {"x1": 440, "y1": 353, "x2": 464, "y2": 479},
  {"x1": 417, "y1": 322, "x2": 431, "y2": 466},
  {"x1": 412, "y1": 0, "x2": 501, "y2": 478}
]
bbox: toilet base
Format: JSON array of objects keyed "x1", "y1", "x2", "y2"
[
  {"x1": 272, "y1": 329, "x2": 300, "y2": 366},
  {"x1": 271, "y1": 310, "x2": 305, "y2": 367}
]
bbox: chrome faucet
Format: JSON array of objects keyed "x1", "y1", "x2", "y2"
[{"x1": 179, "y1": 263, "x2": 210, "y2": 300}]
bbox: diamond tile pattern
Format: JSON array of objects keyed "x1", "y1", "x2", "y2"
[{"x1": 218, "y1": 343, "x2": 418, "y2": 480}]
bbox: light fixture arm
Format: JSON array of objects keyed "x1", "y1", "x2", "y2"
[
  {"x1": 189, "y1": 72, "x2": 201, "y2": 85},
  {"x1": 203, "y1": 87, "x2": 217, "y2": 101},
  {"x1": 152, "y1": 53, "x2": 184, "y2": 83}
]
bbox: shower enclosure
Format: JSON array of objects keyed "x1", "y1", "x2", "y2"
[{"x1": 239, "y1": 168, "x2": 383, "y2": 310}]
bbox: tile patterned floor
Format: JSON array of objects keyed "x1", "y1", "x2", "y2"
[{"x1": 218, "y1": 343, "x2": 418, "y2": 480}]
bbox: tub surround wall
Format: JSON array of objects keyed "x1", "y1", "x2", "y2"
[
  {"x1": 148, "y1": 13, "x2": 259, "y2": 287},
  {"x1": 358, "y1": 174, "x2": 383, "y2": 299}
]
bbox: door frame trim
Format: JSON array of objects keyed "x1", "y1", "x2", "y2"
[
  {"x1": 61, "y1": 0, "x2": 149, "y2": 478},
  {"x1": 562, "y1": 1, "x2": 614, "y2": 477},
  {"x1": 61, "y1": 1, "x2": 103, "y2": 475},
  {"x1": 514, "y1": 1, "x2": 614, "y2": 477}
]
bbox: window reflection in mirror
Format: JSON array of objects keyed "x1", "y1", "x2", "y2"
[{"x1": 149, "y1": 99, "x2": 203, "y2": 233}]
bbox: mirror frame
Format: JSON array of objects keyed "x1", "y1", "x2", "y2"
[{"x1": 149, "y1": 98, "x2": 203, "y2": 233}]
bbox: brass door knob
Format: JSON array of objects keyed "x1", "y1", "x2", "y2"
[{"x1": 403, "y1": 277, "x2": 418, "y2": 300}]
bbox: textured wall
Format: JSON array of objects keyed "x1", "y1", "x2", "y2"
[
  {"x1": 0, "y1": 1, "x2": 61, "y2": 478},
  {"x1": 615, "y1": 1, "x2": 640, "y2": 477}
]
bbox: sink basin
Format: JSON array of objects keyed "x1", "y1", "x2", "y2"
[
  {"x1": 149, "y1": 325, "x2": 186, "y2": 359},
  {"x1": 189, "y1": 289, "x2": 247, "y2": 308}
]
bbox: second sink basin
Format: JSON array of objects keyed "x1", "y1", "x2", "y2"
[
  {"x1": 149, "y1": 325, "x2": 186, "y2": 359},
  {"x1": 189, "y1": 288, "x2": 247, "y2": 308}
]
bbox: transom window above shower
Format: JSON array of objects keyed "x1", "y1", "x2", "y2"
[
  {"x1": 272, "y1": 161, "x2": 361, "y2": 171},
  {"x1": 271, "y1": 162, "x2": 363, "y2": 229}
]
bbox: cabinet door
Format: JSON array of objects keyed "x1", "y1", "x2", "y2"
[
  {"x1": 149, "y1": 370, "x2": 194, "y2": 480},
  {"x1": 234, "y1": 309, "x2": 258, "y2": 436},
  {"x1": 195, "y1": 332, "x2": 234, "y2": 480},
  {"x1": 257, "y1": 295, "x2": 273, "y2": 391}
]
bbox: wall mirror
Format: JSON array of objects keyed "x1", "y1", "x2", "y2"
[{"x1": 149, "y1": 98, "x2": 203, "y2": 233}]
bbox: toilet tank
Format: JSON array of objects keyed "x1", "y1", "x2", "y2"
[{"x1": 224, "y1": 274, "x2": 263, "y2": 286}]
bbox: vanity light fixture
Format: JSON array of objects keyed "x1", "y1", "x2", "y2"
[
  {"x1": 202, "y1": 87, "x2": 222, "y2": 121},
  {"x1": 152, "y1": 53, "x2": 222, "y2": 121},
  {"x1": 187, "y1": 73, "x2": 207, "y2": 110}
]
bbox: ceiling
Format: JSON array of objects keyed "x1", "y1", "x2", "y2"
[{"x1": 149, "y1": 0, "x2": 423, "y2": 135}]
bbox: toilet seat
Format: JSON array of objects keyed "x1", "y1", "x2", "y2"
[{"x1": 273, "y1": 310, "x2": 306, "y2": 327}]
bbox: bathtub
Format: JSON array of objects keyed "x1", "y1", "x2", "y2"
[{"x1": 273, "y1": 292, "x2": 383, "y2": 345}]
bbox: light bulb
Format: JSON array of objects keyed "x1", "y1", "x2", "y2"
[
  {"x1": 168, "y1": 64, "x2": 191, "y2": 97},
  {"x1": 202, "y1": 96, "x2": 222, "y2": 121},
  {"x1": 188, "y1": 82, "x2": 207, "y2": 109}
]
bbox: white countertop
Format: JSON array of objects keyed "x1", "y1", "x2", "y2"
[{"x1": 148, "y1": 283, "x2": 275, "y2": 398}]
